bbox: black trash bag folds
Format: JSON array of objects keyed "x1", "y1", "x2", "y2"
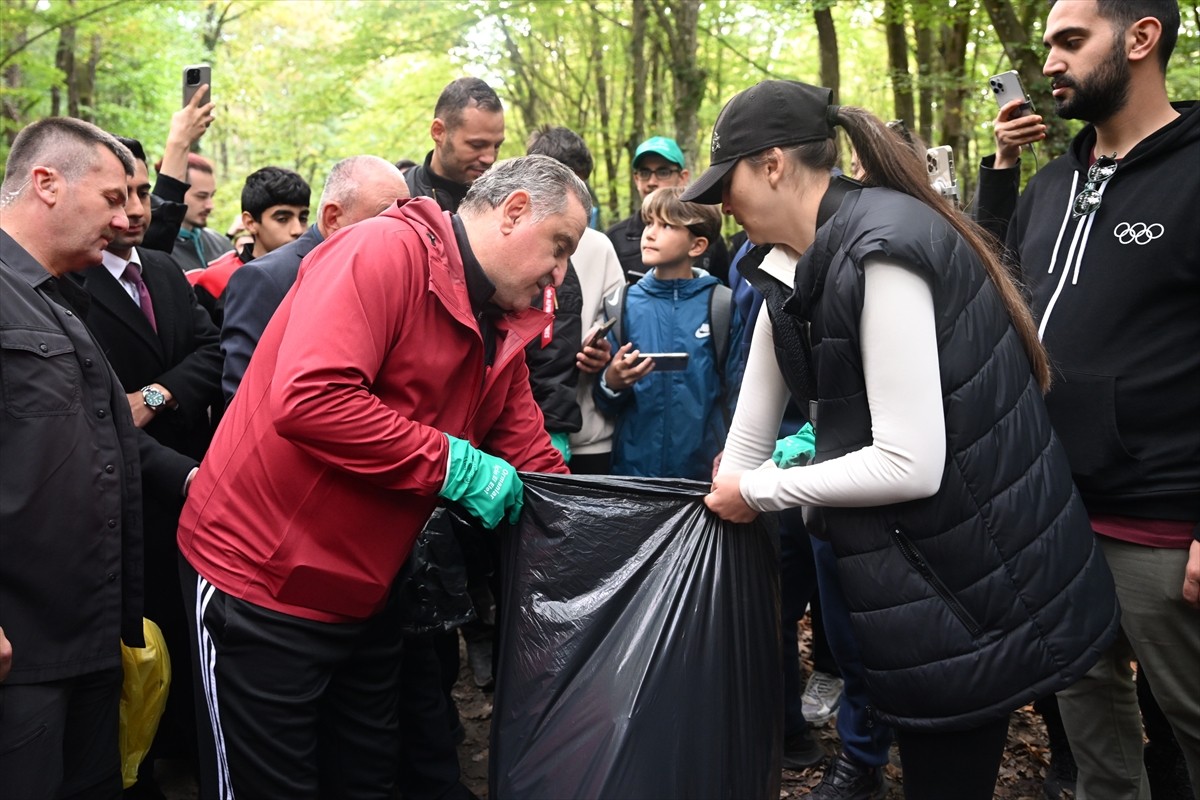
[{"x1": 490, "y1": 473, "x2": 782, "y2": 800}]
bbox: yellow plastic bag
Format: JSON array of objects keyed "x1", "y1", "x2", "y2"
[{"x1": 119, "y1": 618, "x2": 172, "y2": 789}]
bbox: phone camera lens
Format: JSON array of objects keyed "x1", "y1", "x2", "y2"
[{"x1": 187, "y1": 69, "x2": 201, "y2": 84}]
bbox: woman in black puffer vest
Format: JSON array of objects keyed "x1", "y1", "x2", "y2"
[{"x1": 689, "y1": 80, "x2": 1119, "y2": 800}]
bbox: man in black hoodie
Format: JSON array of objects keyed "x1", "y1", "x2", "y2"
[{"x1": 977, "y1": 1, "x2": 1199, "y2": 796}]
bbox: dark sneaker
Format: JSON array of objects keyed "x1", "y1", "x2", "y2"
[
  {"x1": 782, "y1": 730, "x2": 825, "y2": 771},
  {"x1": 810, "y1": 752, "x2": 885, "y2": 800}
]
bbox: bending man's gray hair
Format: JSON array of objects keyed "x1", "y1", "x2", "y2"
[
  {"x1": 458, "y1": 154, "x2": 592, "y2": 223},
  {"x1": 317, "y1": 155, "x2": 402, "y2": 214}
]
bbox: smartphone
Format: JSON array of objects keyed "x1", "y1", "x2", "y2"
[
  {"x1": 182, "y1": 64, "x2": 211, "y2": 108},
  {"x1": 987, "y1": 70, "x2": 1032, "y2": 119},
  {"x1": 926, "y1": 145, "x2": 957, "y2": 198},
  {"x1": 584, "y1": 317, "x2": 617, "y2": 348},
  {"x1": 630, "y1": 352, "x2": 690, "y2": 372}
]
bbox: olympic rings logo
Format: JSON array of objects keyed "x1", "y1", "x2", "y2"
[{"x1": 1113, "y1": 222, "x2": 1164, "y2": 245}]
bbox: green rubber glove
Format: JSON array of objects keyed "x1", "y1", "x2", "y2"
[
  {"x1": 438, "y1": 434, "x2": 525, "y2": 528},
  {"x1": 772, "y1": 422, "x2": 816, "y2": 469},
  {"x1": 549, "y1": 431, "x2": 572, "y2": 464}
]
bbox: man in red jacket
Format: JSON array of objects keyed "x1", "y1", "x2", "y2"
[{"x1": 177, "y1": 154, "x2": 590, "y2": 799}]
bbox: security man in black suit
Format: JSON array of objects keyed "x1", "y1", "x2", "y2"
[{"x1": 73, "y1": 136, "x2": 223, "y2": 796}]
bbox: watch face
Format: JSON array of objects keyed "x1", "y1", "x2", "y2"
[{"x1": 142, "y1": 387, "x2": 166, "y2": 409}]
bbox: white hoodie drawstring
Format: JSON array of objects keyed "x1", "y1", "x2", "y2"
[{"x1": 1038, "y1": 168, "x2": 1110, "y2": 340}]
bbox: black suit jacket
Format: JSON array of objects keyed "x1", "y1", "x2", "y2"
[
  {"x1": 74, "y1": 248, "x2": 223, "y2": 481},
  {"x1": 220, "y1": 224, "x2": 324, "y2": 402}
]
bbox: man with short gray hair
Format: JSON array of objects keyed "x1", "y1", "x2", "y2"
[
  {"x1": 0, "y1": 117, "x2": 142, "y2": 798},
  {"x1": 220, "y1": 154, "x2": 409, "y2": 401},
  {"x1": 178, "y1": 154, "x2": 589, "y2": 798}
]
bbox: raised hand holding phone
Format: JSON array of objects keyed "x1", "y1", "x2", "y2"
[
  {"x1": 159, "y1": 66, "x2": 216, "y2": 182},
  {"x1": 988, "y1": 71, "x2": 1045, "y2": 170},
  {"x1": 993, "y1": 100, "x2": 1047, "y2": 170}
]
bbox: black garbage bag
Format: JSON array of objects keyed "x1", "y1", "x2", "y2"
[
  {"x1": 490, "y1": 473, "x2": 782, "y2": 800},
  {"x1": 395, "y1": 507, "x2": 476, "y2": 636}
]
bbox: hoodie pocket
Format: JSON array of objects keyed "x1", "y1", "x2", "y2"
[
  {"x1": 891, "y1": 527, "x2": 983, "y2": 638},
  {"x1": 1042, "y1": 370, "x2": 1140, "y2": 490}
]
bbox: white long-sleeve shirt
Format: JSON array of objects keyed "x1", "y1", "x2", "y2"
[{"x1": 719, "y1": 253, "x2": 946, "y2": 511}]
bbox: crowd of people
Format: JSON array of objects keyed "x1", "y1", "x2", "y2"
[{"x1": 1, "y1": 1, "x2": 1196, "y2": 799}]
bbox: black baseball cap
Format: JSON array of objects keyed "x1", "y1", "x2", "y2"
[{"x1": 681, "y1": 80, "x2": 837, "y2": 205}]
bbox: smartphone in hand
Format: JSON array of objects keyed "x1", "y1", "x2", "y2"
[
  {"x1": 183, "y1": 64, "x2": 212, "y2": 108},
  {"x1": 584, "y1": 317, "x2": 617, "y2": 348},
  {"x1": 630, "y1": 352, "x2": 689, "y2": 372},
  {"x1": 988, "y1": 70, "x2": 1032, "y2": 119}
]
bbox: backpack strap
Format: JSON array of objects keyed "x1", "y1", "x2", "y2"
[
  {"x1": 708, "y1": 283, "x2": 732, "y2": 381},
  {"x1": 604, "y1": 282, "x2": 628, "y2": 345},
  {"x1": 709, "y1": 283, "x2": 734, "y2": 426}
]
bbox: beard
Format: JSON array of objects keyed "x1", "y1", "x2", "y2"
[
  {"x1": 436, "y1": 140, "x2": 478, "y2": 187},
  {"x1": 1053, "y1": 37, "x2": 1132, "y2": 124}
]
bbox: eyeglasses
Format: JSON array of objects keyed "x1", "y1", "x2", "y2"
[
  {"x1": 634, "y1": 167, "x2": 681, "y2": 181},
  {"x1": 1072, "y1": 154, "x2": 1118, "y2": 218}
]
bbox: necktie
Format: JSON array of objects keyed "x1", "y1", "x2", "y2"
[{"x1": 122, "y1": 262, "x2": 158, "y2": 333}]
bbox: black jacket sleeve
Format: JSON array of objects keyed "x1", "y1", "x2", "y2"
[
  {"x1": 142, "y1": 173, "x2": 191, "y2": 254},
  {"x1": 525, "y1": 263, "x2": 584, "y2": 433},
  {"x1": 973, "y1": 154, "x2": 1022, "y2": 246}
]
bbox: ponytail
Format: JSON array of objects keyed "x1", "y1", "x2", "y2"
[{"x1": 829, "y1": 106, "x2": 1052, "y2": 392}]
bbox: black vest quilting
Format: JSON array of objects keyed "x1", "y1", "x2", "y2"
[{"x1": 785, "y1": 187, "x2": 1118, "y2": 731}]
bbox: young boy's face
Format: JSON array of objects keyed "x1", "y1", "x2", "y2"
[
  {"x1": 244, "y1": 203, "x2": 309, "y2": 256},
  {"x1": 641, "y1": 217, "x2": 702, "y2": 270}
]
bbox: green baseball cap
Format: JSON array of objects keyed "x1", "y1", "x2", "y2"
[{"x1": 633, "y1": 136, "x2": 685, "y2": 169}]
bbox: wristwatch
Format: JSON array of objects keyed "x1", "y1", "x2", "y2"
[{"x1": 141, "y1": 385, "x2": 167, "y2": 412}]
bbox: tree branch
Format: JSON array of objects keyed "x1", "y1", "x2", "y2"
[{"x1": 1, "y1": 0, "x2": 132, "y2": 68}]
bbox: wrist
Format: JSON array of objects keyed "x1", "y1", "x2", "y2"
[{"x1": 141, "y1": 383, "x2": 175, "y2": 412}]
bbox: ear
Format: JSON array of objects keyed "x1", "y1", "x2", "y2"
[
  {"x1": 498, "y1": 189, "x2": 531, "y2": 235},
  {"x1": 679, "y1": 168, "x2": 691, "y2": 183},
  {"x1": 763, "y1": 148, "x2": 786, "y2": 189},
  {"x1": 320, "y1": 200, "x2": 344, "y2": 235},
  {"x1": 29, "y1": 165, "x2": 59, "y2": 206},
  {"x1": 431, "y1": 118, "x2": 447, "y2": 146},
  {"x1": 241, "y1": 210, "x2": 258, "y2": 235},
  {"x1": 1126, "y1": 16, "x2": 1163, "y2": 66},
  {"x1": 687, "y1": 235, "x2": 709, "y2": 259}
]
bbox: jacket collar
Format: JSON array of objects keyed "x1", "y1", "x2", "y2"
[{"x1": 389, "y1": 198, "x2": 553, "y2": 368}]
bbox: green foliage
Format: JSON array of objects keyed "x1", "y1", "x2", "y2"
[{"x1": 4, "y1": 0, "x2": 1198, "y2": 227}]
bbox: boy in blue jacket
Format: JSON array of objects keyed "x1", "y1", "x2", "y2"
[{"x1": 595, "y1": 186, "x2": 739, "y2": 480}]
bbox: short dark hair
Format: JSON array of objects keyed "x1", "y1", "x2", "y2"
[
  {"x1": 240, "y1": 166, "x2": 311, "y2": 220},
  {"x1": 2, "y1": 117, "x2": 133, "y2": 195},
  {"x1": 434, "y1": 77, "x2": 502, "y2": 132},
  {"x1": 1091, "y1": 0, "x2": 1179, "y2": 71},
  {"x1": 115, "y1": 136, "x2": 147, "y2": 167},
  {"x1": 525, "y1": 125, "x2": 594, "y2": 182}
]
